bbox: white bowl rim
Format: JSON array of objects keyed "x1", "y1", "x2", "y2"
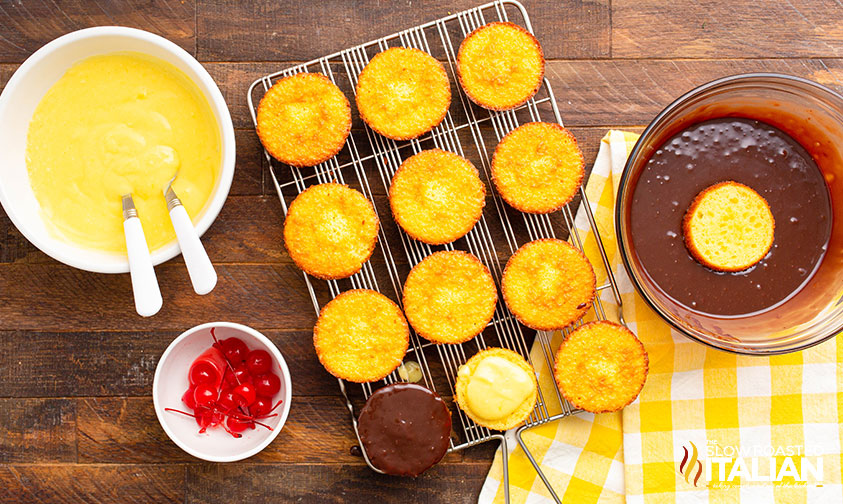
[
  {"x1": 0, "y1": 26, "x2": 236, "y2": 273},
  {"x1": 152, "y1": 322, "x2": 293, "y2": 462}
]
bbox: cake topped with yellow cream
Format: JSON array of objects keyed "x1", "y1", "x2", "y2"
[
  {"x1": 26, "y1": 53, "x2": 220, "y2": 253},
  {"x1": 455, "y1": 348, "x2": 537, "y2": 430}
]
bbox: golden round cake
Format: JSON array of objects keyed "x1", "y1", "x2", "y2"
[
  {"x1": 683, "y1": 181, "x2": 775, "y2": 272},
  {"x1": 502, "y1": 239, "x2": 595, "y2": 331},
  {"x1": 457, "y1": 22, "x2": 544, "y2": 110},
  {"x1": 554, "y1": 321, "x2": 649, "y2": 413},
  {"x1": 256, "y1": 72, "x2": 351, "y2": 167},
  {"x1": 313, "y1": 289, "x2": 409, "y2": 383},
  {"x1": 283, "y1": 183, "x2": 378, "y2": 279},
  {"x1": 403, "y1": 251, "x2": 497, "y2": 344},
  {"x1": 389, "y1": 149, "x2": 486, "y2": 244},
  {"x1": 455, "y1": 348, "x2": 538, "y2": 430},
  {"x1": 355, "y1": 47, "x2": 451, "y2": 140},
  {"x1": 492, "y1": 122, "x2": 585, "y2": 214}
]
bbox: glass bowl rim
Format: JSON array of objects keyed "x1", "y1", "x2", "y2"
[{"x1": 614, "y1": 72, "x2": 843, "y2": 355}]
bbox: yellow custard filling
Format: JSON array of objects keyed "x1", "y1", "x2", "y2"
[
  {"x1": 26, "y1": 53, "x2": 220, "y2": 253},
  {"x1": 458, "y1": 355, "x2": 535, "y2": 421}
]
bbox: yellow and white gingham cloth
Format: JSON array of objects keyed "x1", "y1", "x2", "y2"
[{"x1": 480, "y1": 130, "x2": 843, "y2": 504}]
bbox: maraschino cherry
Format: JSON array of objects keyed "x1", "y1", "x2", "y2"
[{"x1": 165, "y1": 328, "x2": 283, "y2": 438}]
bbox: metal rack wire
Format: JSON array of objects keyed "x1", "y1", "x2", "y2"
[{"x1": 247, "y1": 2, "x2": 625, "y2": 502}]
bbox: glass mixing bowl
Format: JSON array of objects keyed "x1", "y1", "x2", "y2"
[{"x1": 616, "y1": 73, "x2": 843, "y2": 354}]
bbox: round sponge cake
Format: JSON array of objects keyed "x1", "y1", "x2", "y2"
[
  {"x1": 455, "y1": 348, "x2": 538, "y2": 430},
  {"x1": 554, "y1": 321, "x2": 648, "y2": 413},
  {"x1": 313, "y1": 289, "x2": 409, "y2": 383},
  {"x1": 492, "y1": 122, "x2": 585, "y2": 214},
  {"x1": 389, "y1": 149, "x2": 486, "y2": 244},
  {"x1": 256, "y1": 73, "x2": 351, "y2": 167},
  {"x1": 403, "y1": 251, "x2": 497, "y2": 344},
  {"x1": 283, "y1": 183, "x2": 378, "y2": 280},
  {"x1": 683, "y1": 181, "x2": 775, "y2": 272},
  {"x1": 457, "y1": 22, "x2": 544, "y2": 111},
  {"x1": 502, "y1": 239, "x2": 595, "y2": 331},
  {"x1": 355, "y1": 47, "x2": 451, "y2": 140}
]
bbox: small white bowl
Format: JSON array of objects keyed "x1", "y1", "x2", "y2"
[
  {"x1": 152, "y1": 322, "x2": 292, "y2": 462},
  {"x1": 0, "y1": 26, "x2": 235, "y2": 273}
]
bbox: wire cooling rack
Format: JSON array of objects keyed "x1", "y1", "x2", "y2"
[{"x1": 247, "y1": 1, "x2": 625, "y2": 502}]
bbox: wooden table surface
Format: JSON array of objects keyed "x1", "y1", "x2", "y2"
[{"x1": 1, "y1": 1, "x2": 842, "y2": 502}]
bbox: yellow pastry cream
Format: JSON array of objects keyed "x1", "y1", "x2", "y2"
[
  {"x1": 26, "y1": 53, "x2": 220, "y2": 253},
  {"x1": 455, "y1": 348, "x2": 538, "y2": 430}
]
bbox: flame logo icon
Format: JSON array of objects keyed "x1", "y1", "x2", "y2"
[{"x1": 679, "y1": 441, "x2": 703, "y2": 486}]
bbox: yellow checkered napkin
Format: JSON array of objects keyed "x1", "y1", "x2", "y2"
[{"x1": 480, "y1": 131, "x2": 843, "y2": 503}]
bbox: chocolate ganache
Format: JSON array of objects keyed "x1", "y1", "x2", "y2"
[
  {"x1": 630, "y1": 118, "x2": 832, "y2": 316},
  {"x1": 357, "y1": 382, "x2": 452, "y2": 477}
]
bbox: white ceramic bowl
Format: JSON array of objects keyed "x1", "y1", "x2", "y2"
[
  {"x1": 152, "y1": 322, "x2": 292, "y2": 462},
  {"x1": 0, "y1": 26, "x2": 235, "y2": 273}
]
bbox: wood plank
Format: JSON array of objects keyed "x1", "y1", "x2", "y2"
[
  {"x1": 544, "y1": 58, "x2": 843, "y2": 127},
  {"x1": 0, "y1": 144, "x2": 264, "y2": 264},
  {"x1": 0, "y1": 264, "x2": 319, "y2": 332},
  {"x1": 0, "y1": 129, "x2": 261, "y2": 263},
  {"x1": 0, "y1": 129, "x2": 264, "y2": 263},
  {"x1": 77, "y1": 396, "x2": 346, "y2": 464},
  {"x1": 0, "y1": 325, "x2": 522, "y2": 404},
  {"x1": 196, "y1": 0, "x2": 609, "y2": 62},
  {"x1": 206, "y1": 62, "x2": 273, "y2": 130},
  {"x1": 0, "y1": 464, "x2": 184, "y2": 503},
  {"x1": 0, "y1": 195, "x2": 276, "y2": 265},
  {"x1": 259, "y1": 394, "x2": 460, "y2": 465},
  {"x1": 0, "y1": 329, "x2": 338, "y2": 397},
  {"x1": 573, "y1": 126, "x2": 636, "y2": 165},
  {"x1": 0, "y1": 134, "x2": 264, "y2": 263},
  {"x1": 0, "y1": 130, "x2": 260, "y2": 266},
  {"x1": 76, "y1": 396, "x2": 463, "y2": 464},
  {"x1": 186, "y1": 462, "x2": 490, "y2": 504},
  {"x1": 462, "y1": 437, "x2": 501, "y2": 462},
  {"x1": 229, "y1": 129, "x2": 265, "y2": 196},
  {"x1": 264, "y1": 126, "x2": 621, "y2": 195},
  {"x1": 1, "y1": 187, "x2": 589, "y2": 266},
  {"x1": 613, "y1": 0, "x2": 843, "y2": 58},
  {"x1": 76, "y1": 396, "x2": 193, "y2": 464},
  {"x1": 0, "y1": 399, "x2": 76, "y2": 463},
  {"x1": 0, "y1": 0, "x2": 195, "y2": 63},
  {"x1": 0, "y1": 332, "x2": 166, "y2": 398},
  {"x1": 208, "y1": 59, "x2": 578, "y2": 131},
  {"x1": 199, "y1": 196, "x2": 283, "y2": 264},
  {"x1": 0, "y1": 193, "x2": 611, "y2": 332},
  {"x1": 13, "y1": 2, "x2": 843, "y2": 503},
  {"x1": 207, "y1": 59, "x2": 843, "y2": 130},
  {"x1": 0, "y1": 63, "x2": 16, "y2": 89},
  {"x1": 0, "y1": 204, "x2": 36, "y2": 264}
]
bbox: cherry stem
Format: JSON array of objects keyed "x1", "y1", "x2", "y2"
[
  {"x1": 209, "y1": 326, "x2": 219, "y2": 344},
  {"x1": 165, "y1": 407, "x2": 198, "y2": 419},
  {"x1": 226, "y1": 410, "x2": 274, "y2": 431},
  {"x1": 209, "y1": 327, "x2": 250, "y2": 417},
  {"x1": 220, "y1": 418, "x2": 242, "y2": 438},
  {"x1": 267, "y1": 399, "x2": 284, "y2": 416},
  {"x1": 170, "y1": 402, "x2": 275, "y2": 433},
  {"x1": 165, "y1": 408, "x2": 211, "y2": 435},
  {"x1": 252, "y1": 419, "x2": 273, "y2": 431},
  {"x1": 211, "y1": 327, "x2": 239, "y2": 380},
  {"x1": 168, "y1": 330, "x2": 277, "y2": 438}
]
